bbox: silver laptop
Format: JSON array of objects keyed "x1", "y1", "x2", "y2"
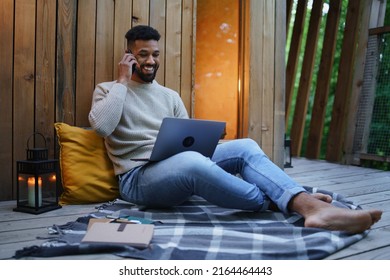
[{"x1": 142, "y1": 117, "x2": 226, "y2": 162}]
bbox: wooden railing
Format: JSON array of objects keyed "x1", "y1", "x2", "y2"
[{"x1": 285, "y1": 0, "x2": 386, "y2": 163}]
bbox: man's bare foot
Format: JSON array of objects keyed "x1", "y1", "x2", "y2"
[
  {"x1": 370, "y1": 210, "x2": 382, "y2": 224},
  {"x1": 289, "y1": 192, "x2": 382, "y2": 234},
  {"x1": 268, "y1": 192, "x2": 332, "y2": 211},
  {"x1": 312, "y1": 193, "x2": 332, "y2": 203},
  {"x1": 304, "y1": 207, "x2": 382, "y2": 234}
]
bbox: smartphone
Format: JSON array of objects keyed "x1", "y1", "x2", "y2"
[{"x1": 125, "y1": 50, "x2": 137, "y2": 74}]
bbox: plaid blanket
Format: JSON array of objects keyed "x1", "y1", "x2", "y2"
[{"x1": 14, "y1": 187, "x2": 367, "y2": 260}]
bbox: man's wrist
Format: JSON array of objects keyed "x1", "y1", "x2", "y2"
[{"x1": 117, "y1": 77, "x2": 129, "y2": 85}]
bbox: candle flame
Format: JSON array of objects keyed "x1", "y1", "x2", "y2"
[{"x1": 27, "y1": 177, "x2": 42, "y2": 186}]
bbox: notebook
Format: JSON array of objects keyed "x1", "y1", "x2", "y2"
[
  {"x1": 81, "y1": 221, "x2": 154, "y2": 248},
  {"x1": 134, "y1": 117, "x2": 226, "y2": 162}
]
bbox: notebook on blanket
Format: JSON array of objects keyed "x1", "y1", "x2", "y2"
[{"x1": 82, "y1": 221, "x2": 154, "y2": 249}]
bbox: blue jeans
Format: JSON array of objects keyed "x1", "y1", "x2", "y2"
[{"x1": 119, "y1": 138, "x2": 305, "y2": 213}]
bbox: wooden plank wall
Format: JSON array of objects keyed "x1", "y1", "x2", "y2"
[
  {"x1": 0, "y1": 0, "x2": 285, "y2": 201},
  {"x1": 247, "y1": 0, "x2": 285, "y2": 167},
  {"x1": 0, "y1": 0, "x2": 14, "y2": 201},
  {"x1": 0, "y1": 0, "x2": 195, "y2": 201},
  {"x1": 286, "y1": 0, "x2": 385, "y2": 163}
]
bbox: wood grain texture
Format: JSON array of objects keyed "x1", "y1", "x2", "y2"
[
  {"x1": 95, "y1": 0, "x2": 115, "y2": 85},
  {"x1": 165, "y1": 0, "x2": 182, "y2": 93},
  {"x1": 114, "y1": 0, "x2": 133, "y2": 79},
  {"x1": 248, "y1": 0, "x2": 264, "y2": 147},
  {"x1": 13, "y1": 0, "x2": 36, "y2": 201},
  {"x1": 133, "y1": 0, "x2": 150, "y2": 26},
  {"x1": 306, "y1": 0, "x2": 342, "y2": 159},
  {"x1": 56, "y1": 0, "x2": 77, "y2": 124},
  {"x1": 150, "y1": 0, "x2": 166, "y2": 85},
  {"x1": 343, "y1": 0, "x2": 373, "y2": 164},
  {"x1": 261, "y1": 0, "x2": 275, "y2": 158},
  {"x1": 0, "y1": 0, "x2": 14, "y2": 200},
  {"x1": 326, "y1": 0, "x2": 363, "y2": 162},
  {"x1": 76, "y1": 0, "x2": 97, "y2": 127},
  {"x1": 180, "y1": 0, "x2": 194, "y2": 114},
  {"x1": 274, "y1": 0, "x2": 286, "y2": 167},
  {"x1": 290, "y1": 0, "x2": 324, "y2": 156},
  {"x1": 36, "y1": 0, "x2": 56, "y2": 153},
  {"x1": 285, "y1": 0, "x2": 307, "y2": 124}
]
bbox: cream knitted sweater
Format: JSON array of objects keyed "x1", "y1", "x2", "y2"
[{"x1": 88, "y1": 80, "x2": 189, "y2": 175}]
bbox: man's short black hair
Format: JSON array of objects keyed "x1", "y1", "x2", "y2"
[{"x1": 125, "y1": 25, "x2": 161, "y2": 45}]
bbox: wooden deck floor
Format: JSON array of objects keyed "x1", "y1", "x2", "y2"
[{"x1": 1, "y1": 157, "x2": 389, "y2": 260}]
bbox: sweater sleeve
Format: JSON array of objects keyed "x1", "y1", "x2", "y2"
[
  {"x1": 175, "y1": 97, "x2": 189, "y2": 119},
  {"x1": 88, "y1": 82, "x2": 127, "y2": 137}
]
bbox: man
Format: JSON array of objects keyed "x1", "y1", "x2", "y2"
[{"x1": 89, "y1": 25, "x2": 381, "y2": 234}]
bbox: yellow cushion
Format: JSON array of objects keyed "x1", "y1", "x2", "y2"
[{"x1": 54, "y1": 123, "x2": 119, "y2": 205}]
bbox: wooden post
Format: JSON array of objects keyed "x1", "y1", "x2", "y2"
[
  {"x1": 286, "y1": 0, "x2": 293, "y2": 37},
  {"x1": 248, "y1": 0, "x2": 284, "y2": 166},
  {"x1": 326, "y1": 0, "x2": 363, "y2": 162},
  {"x1": 343, "y1": 0, "x2": 373, "y2": 164},
  {"x1": 274, "y1": 0, "x2": 287, "y2": 167},
  {"x1": 285, "y1": 0, "x2": 307, "y2": 126},
  {"x1": 290, "y1": 0, "x2": 324, "y2": 156},
  {"x1": 306, "y1": 0, "x2": 342, "y2": 159}
]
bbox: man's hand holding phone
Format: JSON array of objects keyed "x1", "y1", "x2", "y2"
[{"x1": 117, "y1": 51, "x2": 137, "y2": 84}]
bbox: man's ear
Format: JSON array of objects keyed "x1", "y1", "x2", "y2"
[{"x1": 126, "y1": 42, "x2": 135, "y2": 53}]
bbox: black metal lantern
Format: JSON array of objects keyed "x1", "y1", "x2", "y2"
[
  {"x1": 14, "y1": 133, "x2": 61, "y2": 214},
  {"x1": 284, "y1": 134, "x2": 293, "y2": 168}
]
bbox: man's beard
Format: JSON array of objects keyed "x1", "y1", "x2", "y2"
[{"x1": 135, "y1": 64, "x2": 158, "y2": 83}]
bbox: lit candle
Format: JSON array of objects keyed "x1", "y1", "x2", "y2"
[
  {"x1": 49, "y1": 174, "x2": 56, "y2": 182},
  {"x1": 28, "y1": 177, "x2": 42, "y2": 207}
]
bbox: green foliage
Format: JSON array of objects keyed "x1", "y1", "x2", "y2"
[
  {"x1": 361, "y1": 160, "x2": 390, "y2": 171},
  {"x1": 367, "y1": 33, "x2": 390, "y2": 159},
  {"x1": 286, "y1": 0, "x2": 348, "y2": 159},
  {"x1": 362, "y1": 7, "x2": 390, "y2": 171},
  {"x1": 287, "y1": 0, "x2": 390, "y2": 171},
  {"x1": 385, "y1": 3, "x2": 390, "y2": 26}
]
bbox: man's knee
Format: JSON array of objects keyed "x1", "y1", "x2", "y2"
[
  {"x1": 233, "y1": 138, "x2": 265, "y2": 156},
  {"x1": 173, "y1": 151, "x2": 214, "y2": 174}
]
